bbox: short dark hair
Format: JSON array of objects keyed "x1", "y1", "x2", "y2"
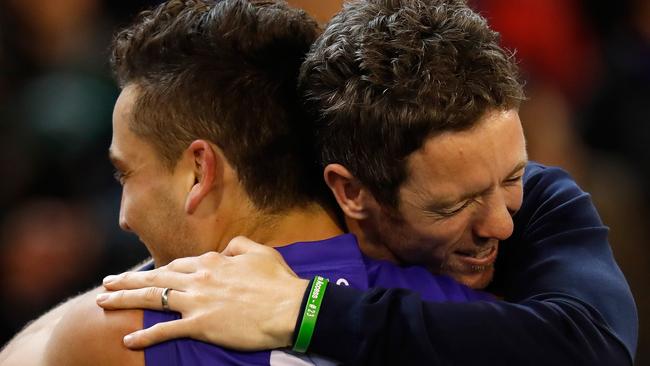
[
  {"x1": 300, "y1": 0, "x2": 525, "y2": 208},
  {"x1": 111, "y1": 0, "x2": 325, "y2": 212}
]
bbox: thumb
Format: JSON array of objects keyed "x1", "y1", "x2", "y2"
[{"x1": 123, "y1": 318, "x2": 193, "y2": 349}]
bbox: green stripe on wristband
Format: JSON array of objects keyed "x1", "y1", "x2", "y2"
[{"x1": 292, "y1": 276, "x2": 329, "y2": 353}]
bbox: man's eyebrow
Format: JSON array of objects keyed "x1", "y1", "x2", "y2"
[
  {"x1": 427, "y1": 159, "x2": 529, "y2": 211},
  {"x1": 433, "y1": 186, "x2": 492, "y2": 211},
  {"x1": 505, "y1": 159, "x2": 528, "y2": 180}
]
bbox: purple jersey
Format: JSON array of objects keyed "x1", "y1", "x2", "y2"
[{"x1": 143, "y1": 234, "x2": 491, "y2": 365}]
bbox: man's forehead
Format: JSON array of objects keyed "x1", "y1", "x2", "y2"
[
  {"x1": 401, "y1": 109, "x2": 527, "y2": 204},
  {"x1": 110, "y1": 85, "x2": 144, "y2": 165},
  {"x1": 113, "y1": 85, "x2": 138, "y2": 123}
]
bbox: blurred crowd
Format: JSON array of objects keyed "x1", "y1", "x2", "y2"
[
  {"x1": 0, "y1": 0, "x2": 648, "y2": 363},
  {"x1": 0, "y1": 0, "x2": 158, "y2": 346}
]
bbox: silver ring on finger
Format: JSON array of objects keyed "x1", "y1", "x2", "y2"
[{"x1": 161, "y1": 287, "x2": 171, "y2": 312}]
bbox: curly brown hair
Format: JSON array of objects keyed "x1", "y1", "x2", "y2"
[
  {"x1": 111, "y1": 0, "x2": 326, "y2": 212},
  {"x1": 300, "y1": 0, "x2": 525, "y2": 208}
]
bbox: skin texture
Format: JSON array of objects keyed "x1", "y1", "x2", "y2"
[
  {"x1": 339, "y1": 108, "x2": 528, "y2": 289},
  {"x1": 96, "y1": 108, "x2": 528, "y2": 349},
  {"x1": 0, "y1": 258, "x2": 153, "y2": 365},
  {"x1": 0, "y1": 84, "x2": 339, "y2": 364},
  {"x1": 110, "y1": 85, "x2": 230, "y2": 266},
  {"x1": 0, "y1": 288, "x2": 101, "y2": 366},
  {"x1": 100, "y1": 237, "x2": 309, "y2": 350},
  {"x1": 44, "y1": 291, "x2": 144, "y2": 366}
]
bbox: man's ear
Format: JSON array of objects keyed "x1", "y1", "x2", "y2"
[
  {"x1": 323, "y1": 164, "x2": 376, "y2": 220},
  {"x1": 184, "y1": 140, "x2": 219, "y2": 214}
]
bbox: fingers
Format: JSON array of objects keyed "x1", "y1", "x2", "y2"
[
  {"x1": 123, "y1": 318, "x2": 194, "y2": 349},
  {"x1": 222, "y1": 236, "x2": 275, "y2": 257},
  {"x1": 96, "y1": 287, "x2": 188, "y2": 312},
  {"x1": 103, "y1": 269, "x2": 189, "y2": 291}
]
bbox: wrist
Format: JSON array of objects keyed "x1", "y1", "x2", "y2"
[
  {"x1": 273, "y1": 277, "x2": 310, "y2": 348},
  {"x1": 291, "y1": 278, "x2": 314, "y2": 346},
  {"x1": 292, "y1": 276, "x2": 329, "y2": 353}
]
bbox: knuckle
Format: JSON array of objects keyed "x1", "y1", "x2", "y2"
[
  {"x1": 229, "y1": 235, "x2": 248, "y2": 248},
  {"x1": 202, "y1": 251, "x2": 220, "y2": 261},
  {"x1": 199, "y1": 251, "x2": 221, "y2": 266},
  {"x1": 230, "y1": 235, "x2": 246, "y2": 244},
  {"x1": 114, "y1": 290, "x2": 126, "y2": 301},
  {"x1": 144, "y1": 287, "x2": 160, "y2": 301},
  {"x1": 187, "y1": 316, "x2": 202, "y2": 330},
  {"x1": 194, "y1": 269, "x2": 213, "y2": 284},
  {"x1": 167, "y1": 258, "x2": 182, "y2": 270},
  {"x1": 155, "y1": 323, "x2": 171, "y2": 338},
  {"x1": 145, "y1": 271, "x2": 159, "y2": 283},
  {"x1": 121, "y1": 272, "x2": 132, "y2": 282}
]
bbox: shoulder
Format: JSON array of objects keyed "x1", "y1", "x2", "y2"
[
  {"x1": 518, "y1": 162, "x2": 602, "y2": 235},
  {"x1": 500, "y1": 163, "x2": 637, "y2": 359},
  {"x1": 522, "y1": 162, "x2": 583, "y2": 200},
  {"x1": 44, "y1": 289, "x2": 144, "y2": 366}
]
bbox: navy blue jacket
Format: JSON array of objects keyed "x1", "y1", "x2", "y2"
[{"x1": 305, "y1": 163, "x2": 638, "y2": 365}]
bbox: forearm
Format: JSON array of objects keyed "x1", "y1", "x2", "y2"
[
  {"x1": 306, "y1": 285, "x2": 632, "y2": 365},
  {"x1": 302, "y1": 166, "x2": 636, "y2": 365}
]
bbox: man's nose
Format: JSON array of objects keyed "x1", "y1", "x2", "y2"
[
  {"x1": 118, "y1": 196, "x2": 132, "y2": 232},
  {"x1": 473, "y1": 192, "x2": 514, "y2": 242}
]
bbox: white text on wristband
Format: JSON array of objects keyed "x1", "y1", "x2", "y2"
[{"x1": 292, "y1": 276, "x2": 329, "y2": 353}]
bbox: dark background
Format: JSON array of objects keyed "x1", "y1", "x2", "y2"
[{"x1": 1, "y1": 0, "x2": 648, "y2": 364}]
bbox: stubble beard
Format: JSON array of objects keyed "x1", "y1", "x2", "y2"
[{"x1": 148, "y1": 194, "x2": 198, "y2": 266}]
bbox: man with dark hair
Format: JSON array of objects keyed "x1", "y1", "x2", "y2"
[
  {"x1": 301, "y1": 0, "x2": 526, "y2": 289},
  {"x1": 295, "y1": 1, "x2": 634, "y2": 362},
  {"x1": 0, "y1": 0, "x2": 491, "y2": 365},
  {"x1": 97, "y1": 0, "x2": 637, "y2": 364}
]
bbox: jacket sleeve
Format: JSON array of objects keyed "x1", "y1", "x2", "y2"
[{"x1": 306, "y1": 164, "x2": 637, "y2": 365}]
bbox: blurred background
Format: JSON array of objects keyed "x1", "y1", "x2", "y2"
[{"x1": 0, "y1": 0, "x2": 648, "y2": 363}]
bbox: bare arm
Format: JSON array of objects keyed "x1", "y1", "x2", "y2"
[
  {"x1": 44, "y1": 292, "x2": 144, "y2": 366},
  {"x1": 0, "y1": 285, "x2": 145, "y2": 366},
  {"x1": 0, "y1": 288, "x2": 101, "y2": 366},
  {"x1": 0, "y1": 259, "x2": 152, "y2": 365}
]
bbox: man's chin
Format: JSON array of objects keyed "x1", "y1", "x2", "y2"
[{"x1": 448, "y1": 267, "x2": 495, "y2": 289}]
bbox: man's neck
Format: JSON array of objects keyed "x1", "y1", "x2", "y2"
[
  {"x1": 215, "y1": 203, "x2": 344, "y2": 251},
  {"x1": 345, "y1": 216, "x2": 399, "y2": 263}
]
